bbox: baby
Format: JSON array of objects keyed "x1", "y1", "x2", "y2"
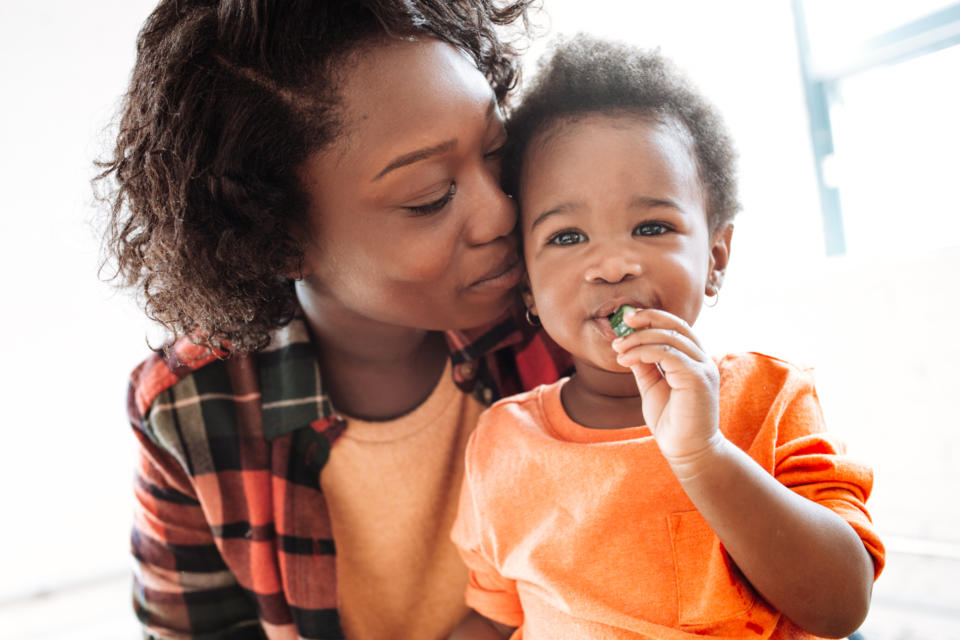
[{"x1": 450, "y1": 36, "x2": 884, "y2": 639}]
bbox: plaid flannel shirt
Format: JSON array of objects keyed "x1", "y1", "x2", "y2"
[{"x1": 128, "y1": 310, "x2": 571, "y2": 639}]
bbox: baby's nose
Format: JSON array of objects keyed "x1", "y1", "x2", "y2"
[{"x1": 584, "y1": 253, "x2": 643, "y2": 284}]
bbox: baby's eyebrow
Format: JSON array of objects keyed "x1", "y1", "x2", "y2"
[
  {"x1": 630, "y1": 195, "x2": 685, "y2": 212},
  {"x1": 528, "y1": 201, "x2": 583, "y2": 231}
]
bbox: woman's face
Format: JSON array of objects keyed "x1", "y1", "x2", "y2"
[{"x1": 296, "y1": 38, "x2": 521, "y2": 332}]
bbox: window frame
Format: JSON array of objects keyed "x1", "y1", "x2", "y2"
[{"x1": 791, "y1": 1, "x2": 960, "y2": 255}]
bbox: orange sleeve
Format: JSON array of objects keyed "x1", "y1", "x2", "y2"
[
  {"x1": 450, "y1": 428, "x2": 525, "y2": 628},
  {"x1": 771, "y1": 369, "x2": 886, "y2": 577}
]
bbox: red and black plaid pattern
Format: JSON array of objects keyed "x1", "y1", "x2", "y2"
[{"x1": 129, "y1": 310, "x2": 571, "y2": 639}]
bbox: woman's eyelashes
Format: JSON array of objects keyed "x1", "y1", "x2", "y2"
[
  {"x1": 484, "y1": 141, "x2": 507, "y2": 160},
  {"x1": 402, "y1": 140, "x2": 502, "y2": 216},
  {"x1": 406, "y1": 182, "x2": 456, "y2": 215}
]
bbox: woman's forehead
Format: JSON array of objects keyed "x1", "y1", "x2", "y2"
[
  {"x1": 335, "y1": 38, "x2": 495, "y2": 142},
  {"x1": 305, "y1": 38, "x2": 499, "y2": 189}
]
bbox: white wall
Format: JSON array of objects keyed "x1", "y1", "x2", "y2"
[{"x1": 0, "y1": 0, "x2": 158, "y2": 601}]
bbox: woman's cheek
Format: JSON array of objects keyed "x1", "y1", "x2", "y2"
[{"x1": 389, "y1": 238, "x2": 458, "y2": 284}]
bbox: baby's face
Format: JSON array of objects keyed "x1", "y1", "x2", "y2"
[{"x1": 519, "y1": 114, "x2": 724, "y2": 372}]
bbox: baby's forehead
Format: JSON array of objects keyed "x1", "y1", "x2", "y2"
[
  {"x1": 514, "y1": 112, "x2": 714, "y2": 237},
  {"x1": 527, "y1": 110, "x2": 691, "y2": 149},
  {"x1": 518, "y1": 113, "x2": 700, "y2": 187}
]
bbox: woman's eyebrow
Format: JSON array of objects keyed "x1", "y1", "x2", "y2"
[
  {"x1": 371, "y1": 100, "x2": 497, "y2": 182},
  {"x1": 373, "y1": 140, "x2": 457, "y2": 181}
]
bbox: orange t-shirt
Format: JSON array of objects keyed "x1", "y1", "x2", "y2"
[{"x1": 451, "y1": 352, "x2": 885, "y2": 639}]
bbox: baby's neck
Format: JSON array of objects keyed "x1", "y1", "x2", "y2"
[{"x1": 560, "y1": 366, "x2": 646, "y2": 429}]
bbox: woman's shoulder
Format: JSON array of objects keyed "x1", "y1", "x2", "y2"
[
  {"x1": 125, "y1": 338, "x2": 249, "y2": 481},
  {"x1": 130, "y1": 316, "x2": 315, "y2": 421},
  {"x1": 130, "y1": 339, "x2": 231, "y2": 418}
]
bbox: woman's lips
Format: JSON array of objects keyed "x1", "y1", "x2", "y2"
[{"x1": 469, "y1": 252, "x2": 523, "y2": 291}]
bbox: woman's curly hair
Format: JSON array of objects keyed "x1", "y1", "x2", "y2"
[
  {"x1": 96, "y1": 0, "x2": 535, "y2": 353},
  {"x1": 503, "y1": 34, "x2": 740, "y2": 232}
]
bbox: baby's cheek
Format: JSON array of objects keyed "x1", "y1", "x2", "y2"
[{"x1": 534, "y1": 291, "x2": 576, "y2": 338}]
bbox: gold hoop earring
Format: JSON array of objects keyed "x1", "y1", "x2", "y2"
[{"x1": 525, "y1": 309, "x2": 541, "y2": 326}]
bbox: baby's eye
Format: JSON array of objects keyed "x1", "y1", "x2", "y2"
[
  {"x1": 633, "y1": 221, "x2": 671, "y2": 237},
  {"x1": 406, "y1": 182, "x2": 456, "y2": 215},
  {"x1": 547, "y1": 229, "x2": 587, "y2": 246}
]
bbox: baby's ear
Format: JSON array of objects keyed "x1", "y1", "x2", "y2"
[
  {"x1": 520, "y1": 272, "x2": 537, "y2": 315},
  {"x1": 707, "y1": 223, "x2": 734, "y2": 293}
]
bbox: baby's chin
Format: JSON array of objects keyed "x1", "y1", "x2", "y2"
[{"x1": 571, "y1": 352, "x2": 635, "y2": 377}]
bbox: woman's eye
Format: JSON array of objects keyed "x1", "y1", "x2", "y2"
[
  {"x1": 547, "y1": 229, "x2": 587, "y2": 246},
  {"x1": 484, "y1": 142, "x2": 506, "y2": 160},
  {"x1": 633, "y1": 222, "x2": 671, "y2": 237},
  {"x1": 407, "y1": 182, "x2": 456, "y2": 215}
]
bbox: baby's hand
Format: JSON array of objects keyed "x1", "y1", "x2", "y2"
[{"x1": 611, "y1": 307, "x2": 723, "y2": 468}]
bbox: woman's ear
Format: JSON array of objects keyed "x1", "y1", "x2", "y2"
[
  {"x1": 284, "y1": 254, "x2": 314, "y2": 281},
  {"x1": 706, "y1": 223, "x2": 734, "y2": 294}
]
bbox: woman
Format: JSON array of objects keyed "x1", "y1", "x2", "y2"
[{"x1": 97, "y1": 1, "x2": 567, "y2": 638}]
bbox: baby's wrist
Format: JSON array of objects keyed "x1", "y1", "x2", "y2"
[{"x1": 663, "y1": 431, "x2": 731, "y2": 482}]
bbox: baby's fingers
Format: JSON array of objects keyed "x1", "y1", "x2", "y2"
[
  {"x1": 612, "y1": 326, "x2": 705, "y2": 366},
  {"x1": 614, "y1": 340, "x2": 700, "y2": 375},
  {"x1": 619, "y1": 308, "x2": 706, "y2": 354}
]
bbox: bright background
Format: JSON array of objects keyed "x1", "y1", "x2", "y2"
[{"x1": 1, "y1": 1, "x2": 957, "y2": 637}]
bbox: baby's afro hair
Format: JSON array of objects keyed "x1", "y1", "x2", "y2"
[{"x1": 503, "y1": 34, "x2": 740, "y2": 231}]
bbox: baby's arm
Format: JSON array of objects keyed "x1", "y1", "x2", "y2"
[
  {"x1": 448, "y1": 611, "x2": 516, "y2": 639},
  {"x1": 450, "y1": 425, "x2": 524, "y2": 639},
  {"x1": 612, "y1": 308, "x2": 875, "y2": 638}
]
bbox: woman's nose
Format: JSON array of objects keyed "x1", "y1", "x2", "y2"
[
  {"x1": 463, "y1": 166, "x2": 517, "y2": 246},
  {"x1": 584, "y1": 252, "x2": 643, "y2": 284}
]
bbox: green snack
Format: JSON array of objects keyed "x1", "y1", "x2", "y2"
[{"x1": 608, "y1": 304, "x2": 637, "y2": 338}]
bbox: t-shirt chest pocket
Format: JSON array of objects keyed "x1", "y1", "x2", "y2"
[{"x1": 668, "y1": 510, "x2": 778, "y2": 634}]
